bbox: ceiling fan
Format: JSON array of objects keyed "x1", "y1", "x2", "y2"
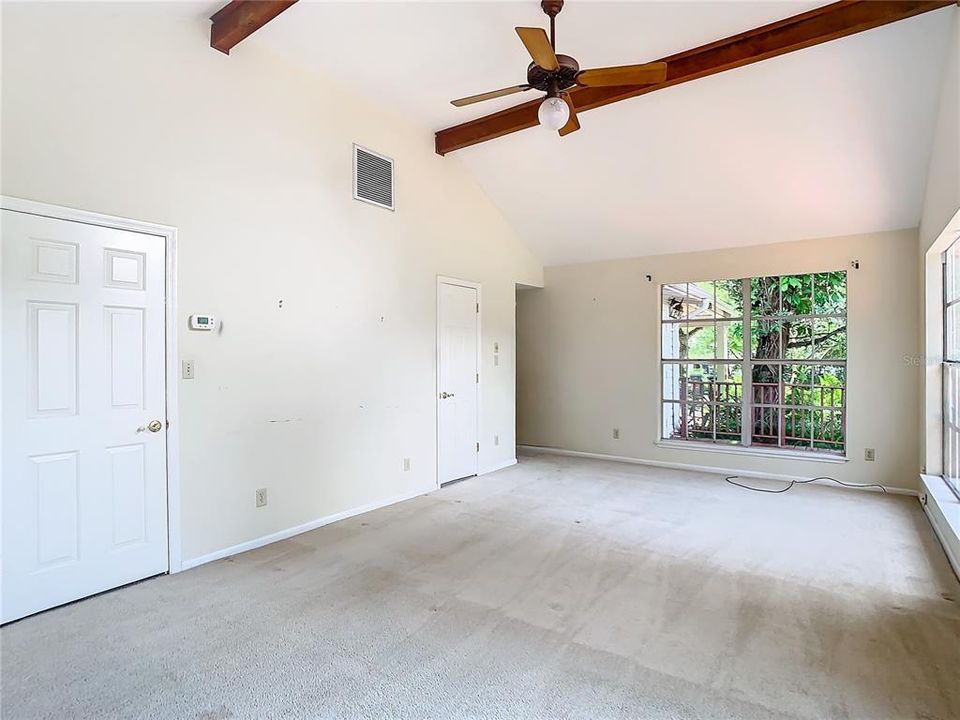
[{"x1": 450, "y1": 0, "x2": 667, "y2": 137}]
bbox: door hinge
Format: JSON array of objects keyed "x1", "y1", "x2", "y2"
[
  {"x1": 476, "y1": 303, "x2": 479, "y2": 313},
  {"x1": 476, "y1": 442, "x2": 480, "y2": 452},
  {"x1": 476, "y1": 373, "x2": 479, "y2": 383}
]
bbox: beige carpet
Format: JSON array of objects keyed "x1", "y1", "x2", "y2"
[{"x1": 2, "y1": 453, "x2": 958, "y2": 719}]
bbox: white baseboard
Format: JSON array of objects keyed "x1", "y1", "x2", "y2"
[
  {"x1": 479, "y1": 457, "x2": 517, "y2": 475},
  {"x1": 181, "y1": 485, "x2": 434, "y2": 571},
  {"x1": 518, "y1": 444, "x2": 917, "y2": 496},
  {"x1": 183, "y1": 459, "x2": 519, "y2": 572}
]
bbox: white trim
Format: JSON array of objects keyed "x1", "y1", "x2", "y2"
[
  {"x1": 0, "y1": 196, "x2": 183, "y2": 573},
  {"x1": 920, "y1": 474, "x2": 960, "y2": 580},
  {"x1": 436, "y1": 276, "x2": 482, "y2": 488},
  {"x1": 181, "y1": 484, "x2": 433, "y2": 570},
  {"x1": 518, "y1": 444, "x2": 916, "y2": 496},
  {"x1": 479, "y1": 457, "x2": 517, "y2": 475},
  {"x1": 164, "y1": 231, "x2": 182, "y2": 573},
  {"x1": 655, "y1": 439, "x2": 848, "y2": 464},
  {"x1": 1, "y1": 196, "x2": 177, "y2": 239}
]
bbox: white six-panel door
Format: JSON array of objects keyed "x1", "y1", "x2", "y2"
[
  {"x1": 437, "y1": 281, "x2": 479, "y2": 484},
  {"x1": 2, "y1": 210, "x2": 168, "y2": 623}
]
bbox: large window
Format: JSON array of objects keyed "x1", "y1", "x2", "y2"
[
  {"x1": 660, "y1": 273, "x2": 847, "y2": 455},
  {"x1": 943, "y1": 240, "x2": 960, "y2": 497}
]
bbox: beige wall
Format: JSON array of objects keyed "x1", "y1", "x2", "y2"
[
  {"x1": 919, "y1": 7, "x2": 959, "y2": 472},
  {"x1": 920, "y1": 7, "x2": 959, "y2": 253},
  {"x1": 518, "y1": 230, "x2": 920, "y2": 490},
  {"x1": 1, "y1": 2, "x2": 542, "y2": 562}
]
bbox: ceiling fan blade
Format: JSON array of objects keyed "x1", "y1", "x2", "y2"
[
  {"x1": 450, "y1": 85, "x2": 532, "y2": 107},
  {"x1": 558, "y1": 93, "x2": 580, "y2": 137},
  {"x1": 516, "y1": 27, "x2": 559, "y2": 71},
  {"x1": 576, "y1": 62, "x2": 668, "y2": 87}
]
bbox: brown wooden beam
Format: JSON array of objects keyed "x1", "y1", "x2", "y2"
[
  {"x1": 435, "y1": 0, "x2": 954, "y2": 155},
  {"x1": 210, "y1": 0, "x2": 298, "y2": 55}
]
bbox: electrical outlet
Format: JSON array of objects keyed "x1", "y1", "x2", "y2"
[
  {"x1": 494, "y1": 434, "x2": 499, "y2": 446},
  {"x1": 181, "y1": 359, "x2": 194, "y2": 380},
  {"x1": 864, "y1": 448, "x2": 876, "y2": 462},
  {"x1": 255, "y1": 488, "x2": 267, "y2": 507},
  {"x1": 402, "y1": 458, "x2": 411, "y2": 472},
  {"x1": 613, "y1": 428, "x2": 620, "y2": 440}
]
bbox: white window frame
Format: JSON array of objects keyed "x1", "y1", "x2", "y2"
[
  {"x1": 659, "y1": 274, "x2": 848, "y2": 458},
  {"x1": 942, "y1": 240, "x2": 960, "y2": 499}
]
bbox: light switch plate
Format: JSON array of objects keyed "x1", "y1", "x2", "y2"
[{"x1": 182, "y1": 359, "x2": 194, "y2": 379}]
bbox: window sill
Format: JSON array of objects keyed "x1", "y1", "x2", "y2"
[
  {"x1": 655, "y1": 440, "x2": 849, "y2": 464},
  {"x1": 919, "y1": 474, "x2": 960, "y2": 579}
]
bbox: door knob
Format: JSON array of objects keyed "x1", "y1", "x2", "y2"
[
  {"x1": 440, "y1": 392, "x2": 455, "y2": 399},
  {"x1": 137, "y1": 420, "x2": 164, "y2": 433}
]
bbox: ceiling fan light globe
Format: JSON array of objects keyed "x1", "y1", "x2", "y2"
[{"x1": 538, "y1": 96, "x2": 569, "y2": 131}]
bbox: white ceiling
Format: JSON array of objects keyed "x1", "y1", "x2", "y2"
[{"x1": 248, "y1": 1, "x2": 955, "y2": 265}]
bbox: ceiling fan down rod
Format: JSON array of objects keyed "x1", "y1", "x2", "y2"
[{"x1": 542, "y1": 0, "x2": 563, "y2": 49}]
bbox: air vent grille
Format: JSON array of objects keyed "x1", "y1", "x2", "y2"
[{"x1": 353, "y1": 145, "x2": 394, "y2": 211}]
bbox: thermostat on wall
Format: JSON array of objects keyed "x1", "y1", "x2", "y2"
[{"x1": 189, "y1": 314, "x2": 216, "y2": 331}]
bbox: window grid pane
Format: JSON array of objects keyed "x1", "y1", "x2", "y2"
[
  {"x1": 943, "y1": 238, "x2": 960, "y2": 498},
  {"x1": 945, "y1": 363, "x2": 960, "y2": 497},
  {"x1": 947, "y1": 241, "x2": 960, "y2": 304},
  {"x1": 661, "y1": 272, "x2": 846, "y2": 455}
]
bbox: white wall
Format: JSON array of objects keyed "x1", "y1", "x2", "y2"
[
  {"x1": 920, "y1": 7, "x2": 959, "y2": 253},
  {"x1": 919, "y1": 7, "x2": 959, "y2": 472},
  {"x1": 0, "y1": 2, "x2": 542, "y2": 563},
  {"x1": 518, "y1": 230, "x2": 920, "y2": 490}
]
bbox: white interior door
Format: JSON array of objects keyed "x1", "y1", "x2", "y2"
[
  {"x1": 2, "y1": 209, "x2": 168, "y2": 623},
  {"x1": 438, "y1": 281, "x2": 479, "y2": 484}
]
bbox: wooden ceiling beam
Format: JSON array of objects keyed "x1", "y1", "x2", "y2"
[
  {"x1": 210, "y1": 0, "x2": 299, "y2": 55},
  {"x1": 435, "y1": 0, "x2": 955, "y2": 155}
]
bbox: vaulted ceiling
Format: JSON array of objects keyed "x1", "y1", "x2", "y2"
[{"x1": 245, "y1": 1, "x2": 955, "y2": 265}]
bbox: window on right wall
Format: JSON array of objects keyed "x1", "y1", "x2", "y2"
[
  {"x1": 942, "y1": 240, "x2": 960, "y2": 498},
  {"x1": 661, "y1": 272, "x2": 847, "y2": 456}
]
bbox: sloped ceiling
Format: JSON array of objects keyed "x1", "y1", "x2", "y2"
[{"x1": 250, "y1": 1, "x2": 956, "y2": 265}]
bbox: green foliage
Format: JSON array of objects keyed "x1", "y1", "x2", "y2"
[
  {"x1": 716, "y1": 279, "x2": 743, "y2": 315},
  {"x1": 814, "y1": 271, "x2": 847, "y2": 315},
  {"x1": 750, "y1": 273, "x2": 847, "y2": 361},
  {"x1": 684, "y1": 325, "x2": 715, "y2": 360}
]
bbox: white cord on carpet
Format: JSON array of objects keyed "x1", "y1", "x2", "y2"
[{"x1": 725, "y1": 475, "x2": 887, "y2": 494}]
